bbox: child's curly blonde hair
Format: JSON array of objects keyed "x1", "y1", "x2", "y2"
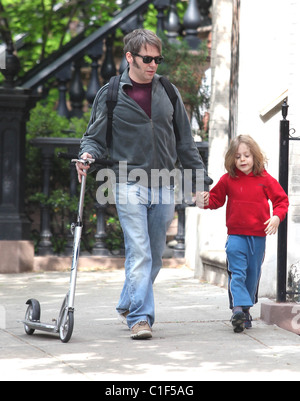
[{"x1": 225, "y1": 135, "x2": 267, "y2": 178}]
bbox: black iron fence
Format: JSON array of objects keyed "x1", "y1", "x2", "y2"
[{"x1": 30, "y1": 137, "x2": 208, "y2": 257}]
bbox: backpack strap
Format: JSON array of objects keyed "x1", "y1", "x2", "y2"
[
  {"x1": 106, "y1": 75, "x2": 121, "y2": 148},
  {"x1": 159, "y1": 76, "x2": 180, "y2": 143}
]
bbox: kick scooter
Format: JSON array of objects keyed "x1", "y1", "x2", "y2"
[{"x1": 21, "y1": 154, "x2": 113, "y2": 343}]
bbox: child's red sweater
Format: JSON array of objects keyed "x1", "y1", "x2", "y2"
[{"x1": 206, "y1": 169, "x2": 289, "y2": 237}]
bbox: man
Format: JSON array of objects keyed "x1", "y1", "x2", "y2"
[{"x1": 77, "y1": 29, "x2": 212, "y2": 340}]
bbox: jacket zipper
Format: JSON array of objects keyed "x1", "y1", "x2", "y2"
[{"x1": 150, "y1": 118, "x2": 159, "y2": 169}]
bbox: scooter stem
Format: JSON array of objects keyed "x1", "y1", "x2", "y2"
[
  {"x1": 77, "y1": 170, "x2": 87, "y2": 224},
  {"x1": 68, "y1": 169, "x2": 87, "y2": 310}
]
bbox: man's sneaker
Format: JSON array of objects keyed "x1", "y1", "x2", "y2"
[
  {"x1": 231, "y1": 311, "x2": 246, "y2": 333},
  {"x1": 131, "y1": 321, "x2": 152, "y2": 340},
  {"x1": 118, "y1": 310, "x2": 129, "y2": 325}
]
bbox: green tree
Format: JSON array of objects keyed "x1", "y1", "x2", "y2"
[
  {"x1": 0, "y1": 0, "x2": 119, "y2": 78},
  {"x1": 158, "y1": 35, "x2": 209, "y2": 139}
]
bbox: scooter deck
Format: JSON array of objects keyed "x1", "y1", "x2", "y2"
[{"x1": 21, "y1": 320, "x2": 59, "y2": 334}]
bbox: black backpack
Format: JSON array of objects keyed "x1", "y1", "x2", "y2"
[{"x1": 106, "y1": 75, "x2": 180, "y2": 148}]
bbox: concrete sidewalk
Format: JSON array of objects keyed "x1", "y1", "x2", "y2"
[{"x1": 1, "y1": 266, "x2": 300, "y2": 381}]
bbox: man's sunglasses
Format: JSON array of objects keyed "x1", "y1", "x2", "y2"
[{"x1": 131, "y1": 52, "x2": 164, "y2": 65}]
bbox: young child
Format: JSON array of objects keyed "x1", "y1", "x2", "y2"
[{"x1": 198, "y1": 135, "x2": 289, "y2": 333}]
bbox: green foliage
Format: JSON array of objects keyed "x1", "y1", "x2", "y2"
[
  {"x1": 106, "y1": 216, "x2": 124, "y2": 252},
  {"x1": 0, "y1": 0, "x2": 120, "y2": 78},
  {"x1": 143, "y1": 2, "x2": 187, "y2": 33},
  {"x1": 25, "y1": 103, "x2": 89, "y2": 197},
  {"x1": 158, "y1": 34, "x2": 209, "y2": 139},
  {"x1": 143, "y1": 3, "x2": 158, "y2": 32},
  {"x1": 27, "y1": 102, "x2": 69, "y2": 138}
]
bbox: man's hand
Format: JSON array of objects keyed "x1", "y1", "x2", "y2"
[
  {"x1": 264, "y1": 216, "x2": 281, "y2": 235},
  {"x1": 196, "y1": 192, "x2": 210, "y2": 208},
  {"x1": 76, "y1": 152, "x2": 93, "y2": 183}
]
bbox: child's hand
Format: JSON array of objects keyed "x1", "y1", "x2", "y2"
[
  {"x1": 196, "y1": 192, "x2": 210, "y2": 208},
  {"x1": 264, "y1": 216, "x2": 281, "y2": 235}
]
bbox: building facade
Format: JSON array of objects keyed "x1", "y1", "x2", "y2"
[{"x1": 186, "y1": 0, "x2": 300, "y2": 297}]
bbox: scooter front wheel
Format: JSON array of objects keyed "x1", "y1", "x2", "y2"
[
  {"x1": 59, "y1": 296, "x2": 74, "y2": 343},
  {"x1": 59, "y1": 310, "x2": 74, "y2": 343}
]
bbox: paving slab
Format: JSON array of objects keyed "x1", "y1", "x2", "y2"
[{"x1": 0, "y1": 267, "x2": 300, "y2": 381}]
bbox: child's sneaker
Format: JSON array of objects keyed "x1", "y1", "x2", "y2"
[
  {"x1": 243, "y1": 309, "x2": 253, "y2": 329},
  {"x1": 231, "y1": 310, "x2": 246, "y2": 333}
]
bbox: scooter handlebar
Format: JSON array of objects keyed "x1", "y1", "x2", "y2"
[{"x1": 57, "y1": 152, "x2": 114, "y2": 167}]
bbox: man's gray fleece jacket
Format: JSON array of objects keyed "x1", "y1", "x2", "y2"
[{"x1": 80, "y1": 68, "x2": 212, "y2": 187}]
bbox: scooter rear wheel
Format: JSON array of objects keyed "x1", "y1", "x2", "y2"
[{"x1": 24, "y1": 299, "x2": 41, "y2": 336}]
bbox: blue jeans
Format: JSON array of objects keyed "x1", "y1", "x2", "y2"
[
  {"x1": 226, "y1": 235, "x2": 266, "y2": 309},
  {"x1": 114, "y1": 183, "x2": 175, "y2": 329}
]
